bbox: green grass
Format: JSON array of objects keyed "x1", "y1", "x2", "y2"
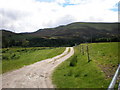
[
  {"x1": 52, "y1": 42, "x2": 119, "y2": 88},
  {"x1": 2, "y1": 47, "x2": 65, "y2": 73},
  {"x1": 83, "y1": 42, "x2": 118, "y2": 66}
]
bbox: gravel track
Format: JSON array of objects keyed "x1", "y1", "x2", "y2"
[{"x1": 1, "y1": 47, "x2": 74, "y2": 88}]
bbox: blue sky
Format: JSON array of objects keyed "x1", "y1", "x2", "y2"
[
  {"x1": 37, "y1": 0, "x2": 119, "y2": 10},
  {"x1": 0, "y1": 0, "x2": 119, "y2": 33},
  {"x1": 110, "y1": 3, "x2": 118, "y2": 12},
  {"x1": 36, "y1": 0, "x2": 79, "y2": 7},
  {"x1": 62, "y1": 3, "x2": 78, "y2": 7},
  {"x1": 110, "y1": 8, "x2": 118, "y2": 12},
  {"x1": 36, "y1": 0, "x2": 55, "y2": 2}
]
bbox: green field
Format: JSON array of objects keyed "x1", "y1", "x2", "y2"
[
  {"x1": 52, "y1": 42, "x2": 119, "y2": 88},
  {"x1": 2, "y1": 47, "x2": 65, "y2": 73}
]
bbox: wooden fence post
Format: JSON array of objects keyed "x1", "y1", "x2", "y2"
[
  {"x1": 86, "y1": 44, "x2": 90, "y2": 62},
  {"x1": 82, "y1": 45, "x2": 84, "y2": 55},
  {"x1": 80, "y1": 45, "x2": 81, "y2": 53}
]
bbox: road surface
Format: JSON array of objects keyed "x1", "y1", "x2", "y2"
[{"x1": 1, "y1": 47, "x2": 74, "y2": 88}]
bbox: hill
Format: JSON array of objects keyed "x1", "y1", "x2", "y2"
[
  {"x1": 35, "y1": 22, "x2": 118, "y2": 38},
  {"x1": 1, "y1": 22, "x2": 119, "y2": 47}
]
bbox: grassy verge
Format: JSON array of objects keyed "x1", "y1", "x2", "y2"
[
  {"x1": 2, "y1": 47, "x2": 65, "y2": 73},
  {"x1": 52, "y1": 42, "x2": 119, "y2": 88}
]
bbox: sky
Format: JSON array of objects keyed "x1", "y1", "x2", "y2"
[{"x1": 0, "y1": 0, "x2": 119, "y2": 33}]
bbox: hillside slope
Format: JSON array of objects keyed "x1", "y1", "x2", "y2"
[
  {"x1": 52, "y1": 42, "x2": 119, "y2": 88},
  {"x1": 35, "y1": 22, "x2": 118, "y2": 38},
  {"x1": 1, "y1": 22, "x2": 119, "y2": 47}
]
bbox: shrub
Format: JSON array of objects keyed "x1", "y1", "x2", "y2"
[
  {"x1": 2, "y1": 56, "x2": 9, "y2": 60},
  {"x1": 2, "y1": 49, "x2": 9, "y2": 53},
  {"x1": 11, "y1": 54, "x2": 20, "y2": 60},
  {"x1": 74, "y1": 70, "x2": 80, "y2": 78},
  {"x1": 69, "y1": 55, "x2": 77, "y2": 67},
  {"x1": 67, "y1": 70, "x2": 73, "y2": 76},
  {"x1": 102, "y1": 53, "x2": 105, "y2": 56}
]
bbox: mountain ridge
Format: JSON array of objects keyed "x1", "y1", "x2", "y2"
[{"x1": 1, "y1": 22, "x2": 119, "y2": 47}]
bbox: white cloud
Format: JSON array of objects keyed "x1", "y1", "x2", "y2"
[{"x1": 0, "y1": 0, "x2": 119, "y2": 33}]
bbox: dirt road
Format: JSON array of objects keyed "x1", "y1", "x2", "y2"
[{"x1": 2, "y1": 47, "x2": 74, "y2": 88}]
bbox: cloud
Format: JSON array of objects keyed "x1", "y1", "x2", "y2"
[{"x1": 0, "y1": 0, "x2": 119, "y2": 33}]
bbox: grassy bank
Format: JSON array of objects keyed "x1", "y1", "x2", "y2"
[
  {"x1": 52, "y1": 42, "x2": 119, "y2": 88},
  {"x1": 2, "y1": 47, "x2": 65, "y2": 73}
]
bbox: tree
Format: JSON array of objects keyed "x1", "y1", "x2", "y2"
[{"x1": 22, "y1": 39, "x2": 29, "y2": 47}]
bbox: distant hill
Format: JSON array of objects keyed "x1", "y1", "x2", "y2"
[{"x1": 1, "y1": 22, "x2": 120, "y2": 47}]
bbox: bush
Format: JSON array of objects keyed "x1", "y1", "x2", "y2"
[
  {"x1": 64, "y1": 70, "x2": 73, "y2": 76},
  {"x1": 2, "y1": 56, "x2": 9, "y2": 60},
  {"x1": 2, "y1": 49, "x2": 9, "y2": 53},
  {"x1": 67, "y1": 70, "x2": 73, "y2": 76},
  {"x1": 74, "y1": 70, "x2": 81, "y2": 78},
  {"x1": 11, "y1": 54, "x2": 20, "y2": 60},
  {"x1": 69, "y1": 55, "x2": 77, "y2": 67}
]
